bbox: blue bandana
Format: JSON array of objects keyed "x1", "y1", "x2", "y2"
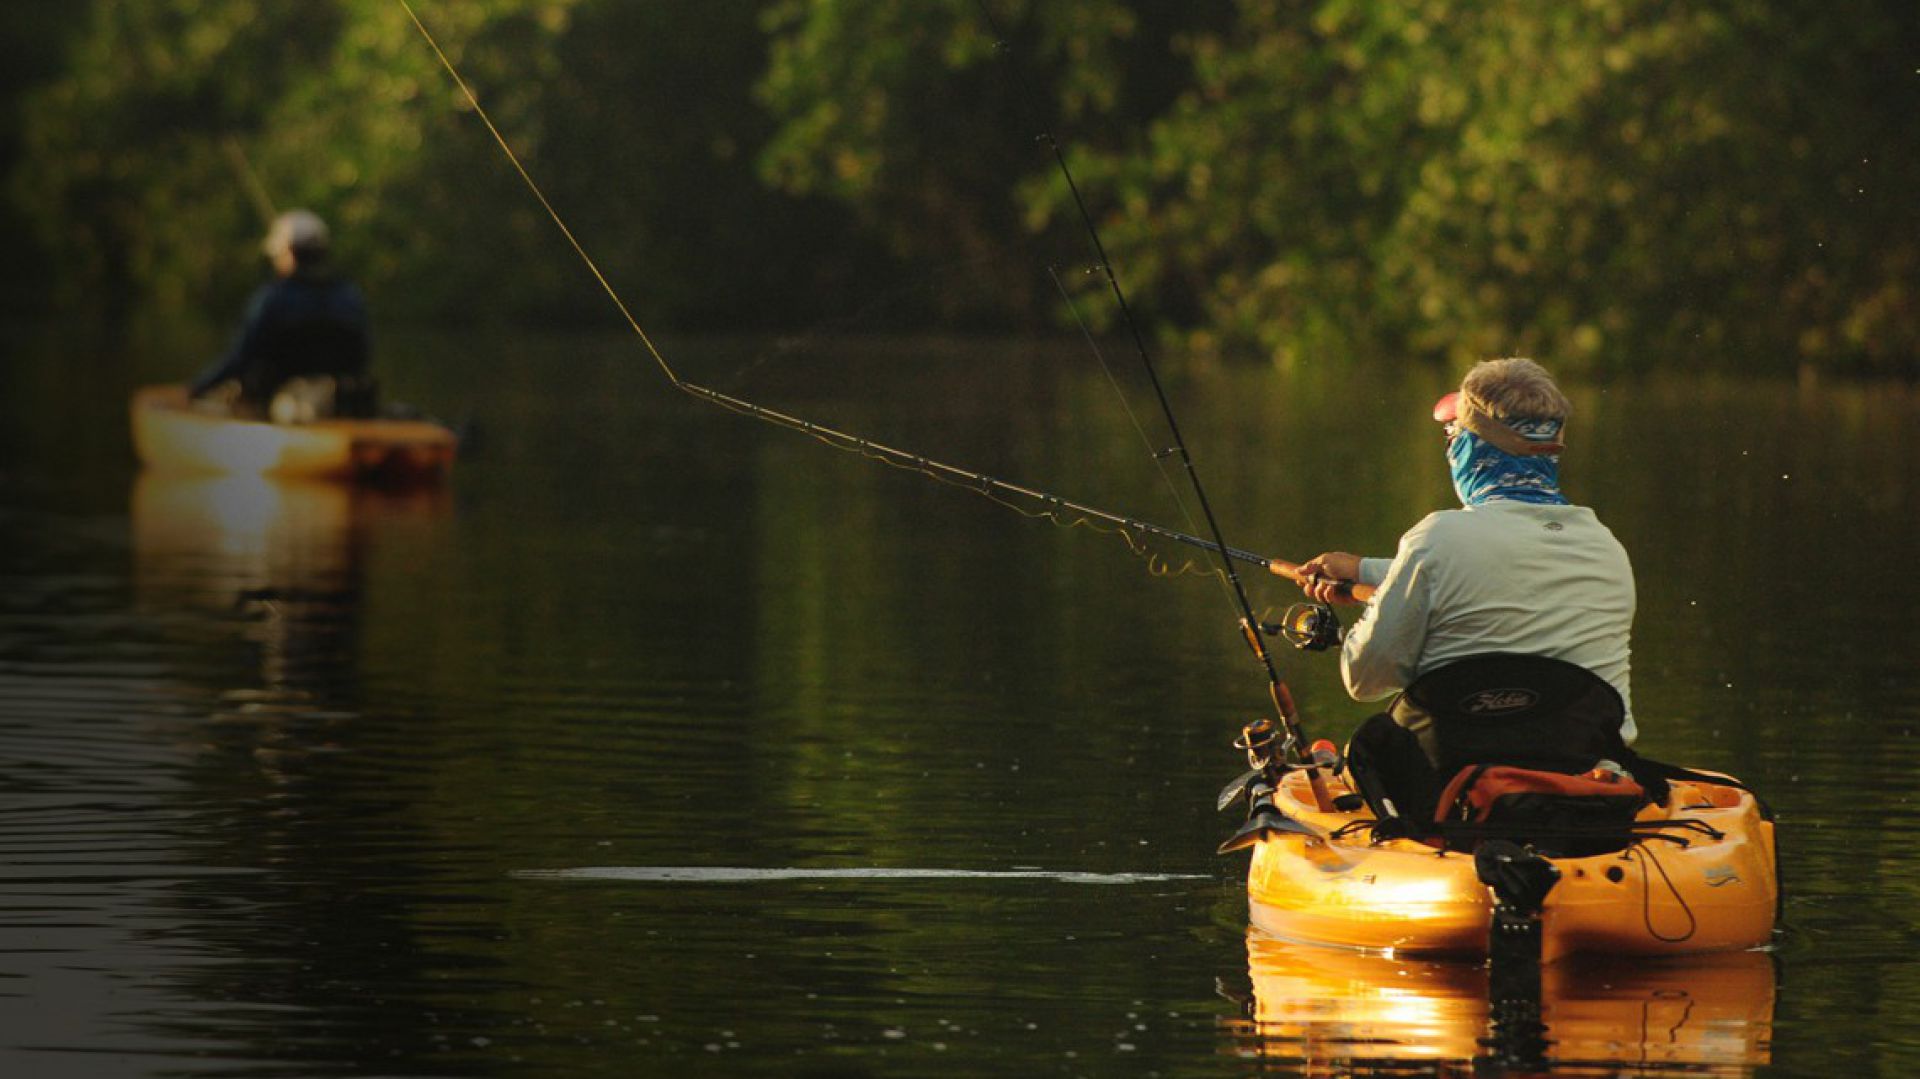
[{"x1": 1446, "y1": 419, "x2": 1568, "y2": 506}]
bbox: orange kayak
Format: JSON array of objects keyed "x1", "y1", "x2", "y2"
[
  {"x1": 130, "y1": 384, "x2": 457, "y2": 482},
  {"x1": 1243, "y1": 766, "x2": 1778, "y2": 964}
]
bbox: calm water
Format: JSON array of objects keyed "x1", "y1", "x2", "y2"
[{"x1": 4, "y1": 323, "x2": 1920, "y2": 1077}]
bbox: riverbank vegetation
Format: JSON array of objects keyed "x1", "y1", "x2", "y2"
[{"x1": 3, "y1": 0, "x2": 1915, "y2": 375}]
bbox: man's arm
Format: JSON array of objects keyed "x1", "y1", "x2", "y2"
[
  {"x1": 189, "y1": 287, "x2": 273, "y2": 397},
  {"x1": 1291, "y1": 551, "x2": 1388, "y2": 605},
  {"x1": 1338, "y1": 539, "x2": 1434, "y2": 702}
]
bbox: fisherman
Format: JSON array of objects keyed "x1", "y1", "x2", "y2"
[
  {"x1": 189, "y1": 209, "x2": 374, "y2": 421},
  {"x1": 1292, "y1": 358, "x2": 1636, "y2": 816}
]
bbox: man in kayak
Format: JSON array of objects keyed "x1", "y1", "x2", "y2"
[
  {"x1": 1292, "y1": 357, "x2": 1636, "y2": 814},
  {"x1": 189, "y1": 209, "x2": 373, "y2": 421}
]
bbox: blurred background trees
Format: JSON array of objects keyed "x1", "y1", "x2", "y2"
[{"x1": 3, "y1": 0, "x2": 1915, "y2": 375}]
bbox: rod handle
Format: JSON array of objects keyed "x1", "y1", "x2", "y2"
[{"x1": 1266, "y1": 559, "x2": 1375, "y2": 603}]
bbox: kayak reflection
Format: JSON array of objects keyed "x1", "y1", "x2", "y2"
[
  {"x1": 1231, "y1": 929, "x2": 1775, "y2": 1074},
  {"x1": 133, "y1": 473, "x2": 362, "y2": 610},
  {"x1": 131, "y1": 472, "x2": 447, "y2": 726}
]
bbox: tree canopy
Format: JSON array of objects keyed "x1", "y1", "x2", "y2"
[{"x1": 5, "y1": 0, "x2": 1916, "y2": 375}]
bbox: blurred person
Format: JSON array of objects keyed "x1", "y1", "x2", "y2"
[{"x1": 189, "y1": 209, "x2": 373, "y2": 421}]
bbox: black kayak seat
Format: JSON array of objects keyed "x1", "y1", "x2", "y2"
[
  {"x1": 1347, "y1": 653, "x2": 1637, "y2": 825},
  {"x1": 1397, "y1": 653, "x2": 1629, "y2": 776}
]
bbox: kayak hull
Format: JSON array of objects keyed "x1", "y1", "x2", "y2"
[
  {"x1": 1245, "y1": 767, "x2": 1777, "y2": 963},
  {"x1": 131, "y1": 384, "x2": 456, "y2": 482}
]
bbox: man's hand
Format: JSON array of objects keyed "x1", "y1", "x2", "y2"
[{"x1": 1298, "y1": 551, "x2": 1364, "y2": 605}]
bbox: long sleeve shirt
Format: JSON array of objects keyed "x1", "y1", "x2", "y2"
[
  {"x1": 1340, "y1": 501, "x2": 1638, "y2": 742},
  {"x1": 191, "y1": 272, "x2": 370, "y2": 403}
]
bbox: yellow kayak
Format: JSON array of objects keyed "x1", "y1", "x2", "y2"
[
  {"x1": 131, "y1": 384, "x2": 457, "y2": 482},
  {"x1": 1243, "y1": 766, "x2": 1778, "y2": 964}
]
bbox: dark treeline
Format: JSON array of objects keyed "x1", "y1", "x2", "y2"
[{"x1": 3, "y1": 0, "x2": 1916, "y2": 375}]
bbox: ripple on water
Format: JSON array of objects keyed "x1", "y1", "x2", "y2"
[{"x1": 514, "y1": 865, "x2": 1213, "y2": 884}]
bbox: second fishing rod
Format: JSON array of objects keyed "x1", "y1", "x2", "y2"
[{"x1": 971, "y1": 3, "x2": 1335, "y2": 809}]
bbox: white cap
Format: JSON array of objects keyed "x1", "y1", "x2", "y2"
[{"x1": 262, "y1": 209, "x2": 330, "y2": 259}]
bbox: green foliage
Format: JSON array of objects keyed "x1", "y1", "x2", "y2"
[
  {"x1": 755, "y1": 0, "x2": 1920, "y2": 374},
  {"x1": 0, "y1": 3, "x2": 93, "y2": 316},
  {"x1": 1022, "y1": 0, "x2": 1920, "y2": 373},
  {"x1": 9, "y1": 0, "x2": 877, "y2": 330},
  {"x1": 13, "y1": 0, "x2": 581, "y2": 320},
  {"x1": 6, "y1": 0, "x2": 1917, "y2": 374},
  {"x1": 754, "y1": 0, "x2": 1222, "y2": 325}
]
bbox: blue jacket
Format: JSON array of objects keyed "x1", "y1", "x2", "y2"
[{"x1": 191, "y1": 271, "x2": 371, "y2": 403}]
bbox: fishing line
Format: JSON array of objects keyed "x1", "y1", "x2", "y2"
[
  {"x1": 1049, "y1": 264, "x2": 1240, "y2": 603},
  {"x1": 716, "y1": 234, "x2": 1070, "y2": 394},
  {"x1": 713, "y1": 248, "x2": 1012, "y2": 393},
  {"x1": 397, "y1": 0, "x2": 1281, "y2": 586},
  {"x1": 399, "y1": 0, "x2": 681, "y2": 386},
  {"x1": 969, "y1": 0, "x2": 1327, "y2": 786}
]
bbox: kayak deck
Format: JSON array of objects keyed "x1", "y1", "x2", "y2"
[
  {"x1": 131, "y1": 384, "x2": 456, "y2": 482},
  {"x1": 1246, "y1": 766, "x2": 1777, "y2": 963}
]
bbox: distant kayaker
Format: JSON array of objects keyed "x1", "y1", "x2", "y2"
[
  {"x1": 1293, "y1": 357, "x2": 1636, "y2": 767},
  {"x1": 189, "y1": 209, "x2": 374, "y2": 421}
]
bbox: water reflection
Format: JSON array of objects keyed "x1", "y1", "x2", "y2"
[
  {"x1": 1229, "y1": 930, "x2": 1775, "y2": 1075},
  {"x1": 131, "y1": 472, "x2": 446, "y2": 702},
  {"x1": 119, "y1": 472, "x2": 486, "y2": 1068}
]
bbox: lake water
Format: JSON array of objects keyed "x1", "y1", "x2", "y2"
[{"x1": 4, "y1": 323, "x2": 1919, "y2": 1076}]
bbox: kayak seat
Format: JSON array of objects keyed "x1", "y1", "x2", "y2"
[{"x1": 1346, "y1": 653, "x2": 1641, "y2": 834}]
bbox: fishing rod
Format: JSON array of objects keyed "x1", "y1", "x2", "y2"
[
  {"x1": 221, "y1": 136, "x2": 278, "y2": 228},
  {"x1": 398, "y1": 1, "x2": 1351, "y2": 804},
  {"x1": 391, "y1": 2, "x2": 1288, "y2": 570},
  {"x1": 970, "y1": 3, "x2": 1335, "y2": 809},
  {"x1": 389, "y1": 4, "x2": 1267, "y2": 564},
  {"x1": 686, "y1": 380, "x2": 1301, "y2": 573}
]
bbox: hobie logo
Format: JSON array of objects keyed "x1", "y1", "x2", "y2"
[
  {"x1": 1705, "y1": 866, "x2": 1742, "y2": 888},
  {"x1": 1458, "y1": 689, "x2": 1539, "y2": 715}
]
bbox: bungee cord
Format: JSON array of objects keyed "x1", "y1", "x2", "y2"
[{"x1": 1628, "y1": 842, "x2": 1701, "y2": 944}]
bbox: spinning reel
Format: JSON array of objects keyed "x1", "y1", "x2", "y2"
[{"x1": 1256, "y1": 602, "x2": 1346, "y2": 652}]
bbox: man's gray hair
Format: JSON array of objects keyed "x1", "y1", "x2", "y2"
[
  {"x1": 1460, "y1": 357, "x2": 1570, "y2": 422},
  {"x1": 263, "y1": 209, "x2": 330, "y2": 261}
]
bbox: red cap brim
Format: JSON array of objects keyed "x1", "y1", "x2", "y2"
[{"x1": 1432, "y1": 391, "x2": 1460, "y2": 423}]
